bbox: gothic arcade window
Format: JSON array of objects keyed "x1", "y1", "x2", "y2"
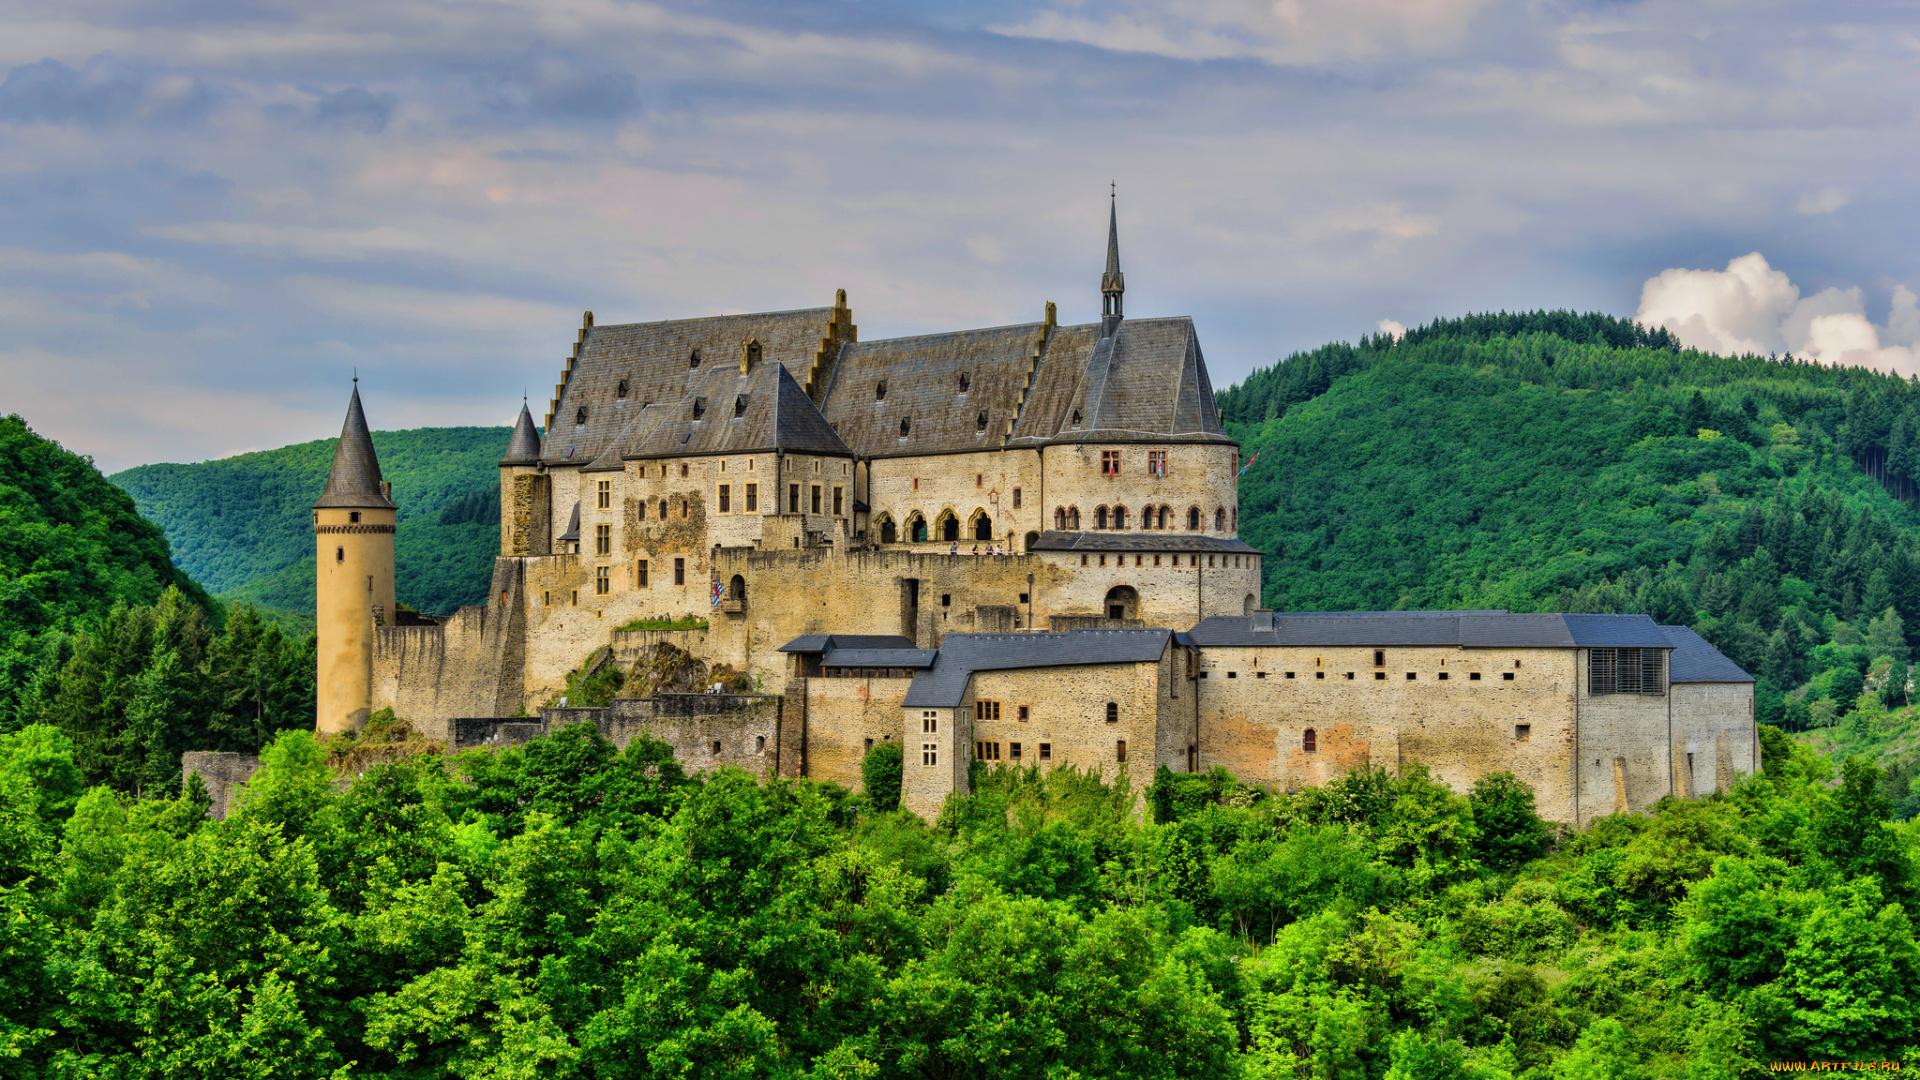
[
  {"x1": 972, "y1": 512, "x2": 992, "y2": 541},
  {"x1": 880, "y1": 516, "x2": 897, "y2": 544},
  {"x1": 1068, "y1": 506, "x2": 1080, "y2": 529},
  {"x1": 1094, "y1": 506, "x2": 1108, "y2": 530},
  {"x1": 1187, "y1": 507, "x2": 1201, "y2": 531},
  {"x1": 1112, "y1": 506, "x2": 1127, "y2": 529},
  {"x1": 1590, "y1": 648, "x2": 1665, "y2": 695},
  {"x1": 1055, "y1": 507, "x2": 1066, "y2": 530}
]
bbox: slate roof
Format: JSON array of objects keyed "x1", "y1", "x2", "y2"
[
  {"x1": 1186, "y1": 612, "x2": 1676, "y2": 649},
  {"x1": 823, "y1": 648, "x2": 938, "y2": 669},
  {"x1": 583, "y1": 361, "x2": 851, "y2": 470},
  {"x1": 820, "y1": 322, "x2": 1047, "y2": 458},
  {"x1": 501, "y1": 403, "x2": 543, "y2": 465},
  {"x1": 1018, "y1": 318, "x2": 1229, "y2": 446},
  {"x1": 903, "y1": 629, "x2": 1172, "y2": 708},
  {"x1": 777, "y1": 634, "x2": 918, "y2": 654},
  {"x1": 557, "y1": 501, "x2": 580, "y2": 542},
  {"x1": 1661, "y1": 625, "x2": 1755, "y2": 683},
  {"x1": 1029, "y1": 531, "x2": 1262, "y2": 554},
  {"x1": 545, "y1": 308, "x2": 834, "y2": 466},
  {"x1": 314, "y1": 384, "x2": 397, "y2": 510}
]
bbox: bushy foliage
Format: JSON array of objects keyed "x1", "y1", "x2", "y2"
[
  {"x1": 0, "y1": 724, "x2": 1911, "y2": 1076},
  {"x1": 110, "y1": 425, "x2": 512, "y2": 615}
]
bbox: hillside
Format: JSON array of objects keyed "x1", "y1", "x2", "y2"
[
  {"x1": 0, "y1": 415, "x2": 314, "y2": 788},
  {"x1": 111, "y1": 426, "x2": 511, "y2": 615},
  {"x1": 1221, "y1": 312, "x2": 1918, "y2": 794}
]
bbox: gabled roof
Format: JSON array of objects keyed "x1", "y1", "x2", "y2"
[
  {"x1": 587, "y1": 360, "x2": 850, "y2": 467},
  {"x1": 904, "y1": 629, "x2": 1172, "y2": 708},
  {"x1": 778, "y1": 633, "x2": 918, "y2": 654},
  {"x1": 501, "y1": 402, "x2": 543, "y2": 465},
  {"x1": 819, "y1": 321, "x2": 1048, "y2": 457},
  {"x1": 1030, "y1": 531, "x2": 1261, "y2": 554},
  {"x1": 314, "y1": 384, "x2": 397, "y2": 510},
  {"x1": 544, "y1": 307, "x2": 835, "y2": 466},
  {"x1": 823, "y1": 648, "x2": 938, "y2": 669},
  {"x1": 1186, "y1": 612, "x2": 1676, "y2": 649},
  {"x1": 1016, "y1": 318, "x2": 1229, "y2": 446},
  {"x1": 1661, "y1": 625, "x2": 1755, "y2": 683}
]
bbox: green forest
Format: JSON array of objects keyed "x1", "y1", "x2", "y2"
[
  {"x1": 110, "y1": 425, "x2": 511, "y2": 618},
  {"x1": 0, "y1": 718, "x2": 1911, "y2": 1076},
  {"x1": 1220, "y1": 312, "x2": 1920, "y2": 810}
]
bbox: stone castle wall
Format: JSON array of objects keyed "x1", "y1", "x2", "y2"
[{"x1": 1671, "y1": 682, "x2": 1757, "y2": 797}]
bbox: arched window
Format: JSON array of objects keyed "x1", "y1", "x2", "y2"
[
  {"x1": 1024, "y1": 530, "x2": 1039, "y2": 551},
  {"x1": 1215, "y1": 507, "x2": 1227, "y2": 531},
  {"x1": 1055, "y1": 507, "x2": 1067, "y2": 530},
  {"x1": 910, "y1": 515, "x2": 928, "y2": 543},
  {"x1": 1112, "y1": 506, "x2": 1127, "y2": 530},
  {"x1": 938, "y1": 512, "x2": 959, "y2": 542},
  {"x1": 1159, "y1": 505, "x2": 1170, "y2": 529},
  {"x1": 972, "y1": 512, "x2": 993, "y2": 541},
  {"x1": 1303, "y1": 729, "x2": 1317, "y2": 753},
  {"x1": 1187, "y1": 507, "x2": 1201, "y2": 531},
  {"x1": 1244, "y1": 594, "x2": 1258, "y2": 615},
  {"x1": 1106, "y1": 586, "x2": 1138, "y2": 620},
  {"x1": 880, "y1": 516, "x2": 897, "y2": 544},
  {"x1": 1106, "y1": 702, "x2": 1119, "y2": 723},
  {"x1": 1068, "y1": 506, "x2": 1080, "y2": 529},
  {"x1": 730, "y1": 575, "x2": 747, "y2": 603},
  {"x1": 1094, "y1": 506, "x2": 1109, "y2": 530}
]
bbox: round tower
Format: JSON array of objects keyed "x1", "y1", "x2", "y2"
[
  {"x1": 499, "y1": 399, "x2": 549, "y2": 556},
  {"x1": 313, "y1": 380, "x2": 398, "y2": 736}
]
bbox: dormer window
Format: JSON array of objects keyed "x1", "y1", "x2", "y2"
[
  {"x1": 876, "y1": 380, "x2": 887, "y2": 401},
  {"x1": 689, "y1": 349, "x2": 702, "y2": 368},
  {"x1": 575, "y1": 406, "x2": 588, "y2": 425},
  {"x1": 692, "y1": 397, "x2": 707, "y2": 419},
  {"x1": 900, "y1": 416, "x2": 911, "y2": 437},
  {"x1": 958, "y1": 372, "x2": 970, "y2": 392},
  {"x1": 976, "y1": 410, "x2": 988, "y2": 431},
  {"x1": 734, "y1": 395, "x2": 748, "y2": 418},
  {"x1": 1071, "y1": 408, "x2": 1083, "y2": 426},
  {"x1": 617, "y1": 379, "x2": 629, "y2": 399}
]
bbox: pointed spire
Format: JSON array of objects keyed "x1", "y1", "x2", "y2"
[
  {"x1": 314, "y1": 382, "x2": 396, "y2": 509},
  {"x1": 501, "y1": 400, "x2": 544, "y2": 465},
  {"x1": 1101, "y1": 184, "x2": 1125, "y2": 331}
]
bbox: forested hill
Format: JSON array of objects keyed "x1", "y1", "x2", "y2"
[
  {"x1": 1222, "y1": 311, "x2": 1919, "y2": 771},
  {"x1": 111, "y1": 426, "x2": 511, "y2": 616}
]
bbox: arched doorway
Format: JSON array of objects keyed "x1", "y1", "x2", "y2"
[
  {"x1": 972, "y1": 511, "x2": 993, "y2": 541},
  {"x1": 1105, "y1": 585, "x2": 1138, "y2": 620},
  {"x1": 731, "y1": 575, "x2": 748, "y2": 603},
  {"x1": 1244, "y1": 593, "x2": 1258, "y2": 615},
  {"x1": 909, "y1": 514, "x2": 927, "y2": 543},
  {"x1": 879, "y1": 516, "x2": 897, "y2": 544},
  {"x1": 1024, "y1": 531, "x2": 1040, "y2": 552}
]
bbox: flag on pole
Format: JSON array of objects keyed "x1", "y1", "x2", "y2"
[
  {"x1": 712, "y1": 580, "x2": 723, "y2": 606},
  {"x1": 1239, "y1": 451, "x2": 1261, "y2": 477}
]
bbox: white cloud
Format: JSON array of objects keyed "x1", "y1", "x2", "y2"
[
  {"x1": 1635, "y1": 253, "x2": 1920, "y2": 376},
  {"x1": 1795, "y1": 187, "x2": 1849, "y2": 215},
  {"x1": 1377, "y1": 318, "x2": 1406, "y2": 340},
  {"x1": 992, "y1": 0, "x2": 1496, "y2": 64}
]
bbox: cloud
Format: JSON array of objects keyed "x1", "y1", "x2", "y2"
[
  {"x1": 1377, "y1": 318, "x2": 1405, "y2": 340},
  {"x1": 0, "y1": 56, "x2": 212, "y2": 128},
  {"x1": 282, "y1": 275, "x2": 573, "y2": 335},
  {"x1": 472, "y1": 47, "x2": 640, "y2": 124},
  {"x1": 1635, "y1": 253, "x2": 1920, "y2": 376},
  {"x1": 314, "y1": 86, "x2": 393, "y2": 132},
  {"x1": 1795, "y1": 187, "x2": 1849, "y2": 216},
  {"x1": 991, "y1": 0, "x2": 1497, "y2": 63}
]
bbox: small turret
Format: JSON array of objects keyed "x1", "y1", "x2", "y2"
[
  {"x1": 501, "y1": 400, "x2": 543, "y2": 465},
  {"x1": 500, "y1": 398, "x2": 551, "y2": 556},
  {"x1": 1101, "y1": 187, "x2": 1125, "y2": 335},
  {"x1": 314, "y1": 379, "x2": 397, "y2": 736}
]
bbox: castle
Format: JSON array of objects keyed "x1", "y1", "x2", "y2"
[{"x1": 306, "y1": 203, "x2": 1759, "y2": 824}]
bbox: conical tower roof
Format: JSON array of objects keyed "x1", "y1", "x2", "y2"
[
  {"x1": 314, "y1": 382, "x2": 397, "y2": 509},
  {"x1": 501, "y1": 400, "x2": 543, "y2": 465},
  {"x1": 1101, "y1": 191, "x2": 1124, "y2": 327}
]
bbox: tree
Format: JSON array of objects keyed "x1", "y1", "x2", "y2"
[
  {"x1": 1468, "y1": 773, "x2": 1549, "y2": 869},
  {"x1": 861, "y1": 740, "x2": 903, "y2": 813}
]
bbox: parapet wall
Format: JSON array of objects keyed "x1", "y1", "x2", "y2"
[
  {"x1": 372, "y1": 559, "x2": 529, "y2": 739},
  {"x1": 453, "y1": 693, "x2": 785, "y2": 779}
]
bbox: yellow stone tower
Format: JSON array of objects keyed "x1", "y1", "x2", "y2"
[{"x1": 313, "y1": 380, "x2": 397, "y2": 735}]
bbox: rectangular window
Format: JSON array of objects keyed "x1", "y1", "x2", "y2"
[
  {"x1": 1406, "y1": 672, "x2": 1416, "y2": 680},
  {"x1": 923, "y1": 744, "x2": 938, "y2": 766},
  {"x1": 719, "y1": 484, "x2": 730, "y2": 512},
  {"x1": 976, "y1": 700, "x2": 1001, "y2": 721},
  {"x1": 596, "y1": 566, "x2": 610, "y2": 595},
  {"x1": 1502, "y1": 672, "x2": 1515, "y2": 681},
  {"x1": 673, "y1": 557, "x2": 685, "y2": 586},
  {"x1": 1438, "y1": 672, "x2": 1449, "y2": 680},
  {"x1": 1012, "y1": 487, "x2": 1022, "y2": 508},
  {"x1": 1010, "y1": 742, "x2": 1022, "y2": 759},
  {"x1": 1039, "y1": 743, "x2": 1051, "y2": 760},
  {"x1": 570, "y1": 590, "x2": 578, "y2": 606},
  {"x1": 833, "y1": 487, "x2": 844, "y2": 515},
  {"x1": 811, "y1": 485, "x2": 822, "y2": 514},
  {"x1": 745, "y1": 483, "x2": 757, "y2": 511},
  {"x1": 1116, "y1": 740, "x2": 1127, "y2": 763},
  {"x1": 789, "y1": 484, "x2": 800, "y2": 513},
  {"x1": 597, "y1": 480, "x2": 611, "y2": 509},
  {"x1": 1017, "y1": 705, "x2": 1029, "y2": 721},
  {"x1": 1515, "y1": 724, "x2": 1531, "y2": 741},
  {"x1": 637, "y1": 560, "x2": 648, "y2": 587},
  {"x1": 680, "y1": 463, "x2": 689, "y2": 478},
  {"x1": 976, "y1": 473, "x2": 983, "y2": 487},
  {"x1": 1285, "y1": 672, "x2": 1295, "y2": 679},
  {"x1": 912, "y1": 477, "x2": 919, "y2": 491},
  {"x1": 1589, "y1": 648, "x2": 1663, "y2": 694},
  {"x1": 865, "y1": 738, "x2": 873, "y2": 752},
  {"x1": 1148, "y1": 449, "x2": 1167, "y2": 477},
  {"x1": 1375, "y1": 671, "x2": 1386, "y2": 680},
  {"x1": 1374, "y1": 650, "x2": 1385, "y2": 667},
  {"x1": 923, "y1": 711, "x2": 937, "y2": 733},
  {"x1": 1101, "y1": 449, "x2": 1120, "y2": 475},
  {"x1": 1470, "y1": 672, "x2": 1481, "y2": 681},
  {"x1": 595, "y1": 523, "x2": 611, "y2": 555}
]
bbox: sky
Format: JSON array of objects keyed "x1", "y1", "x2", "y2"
[{"x1": 2, "y1": 0, "x2": 1917, "y2": 473}]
